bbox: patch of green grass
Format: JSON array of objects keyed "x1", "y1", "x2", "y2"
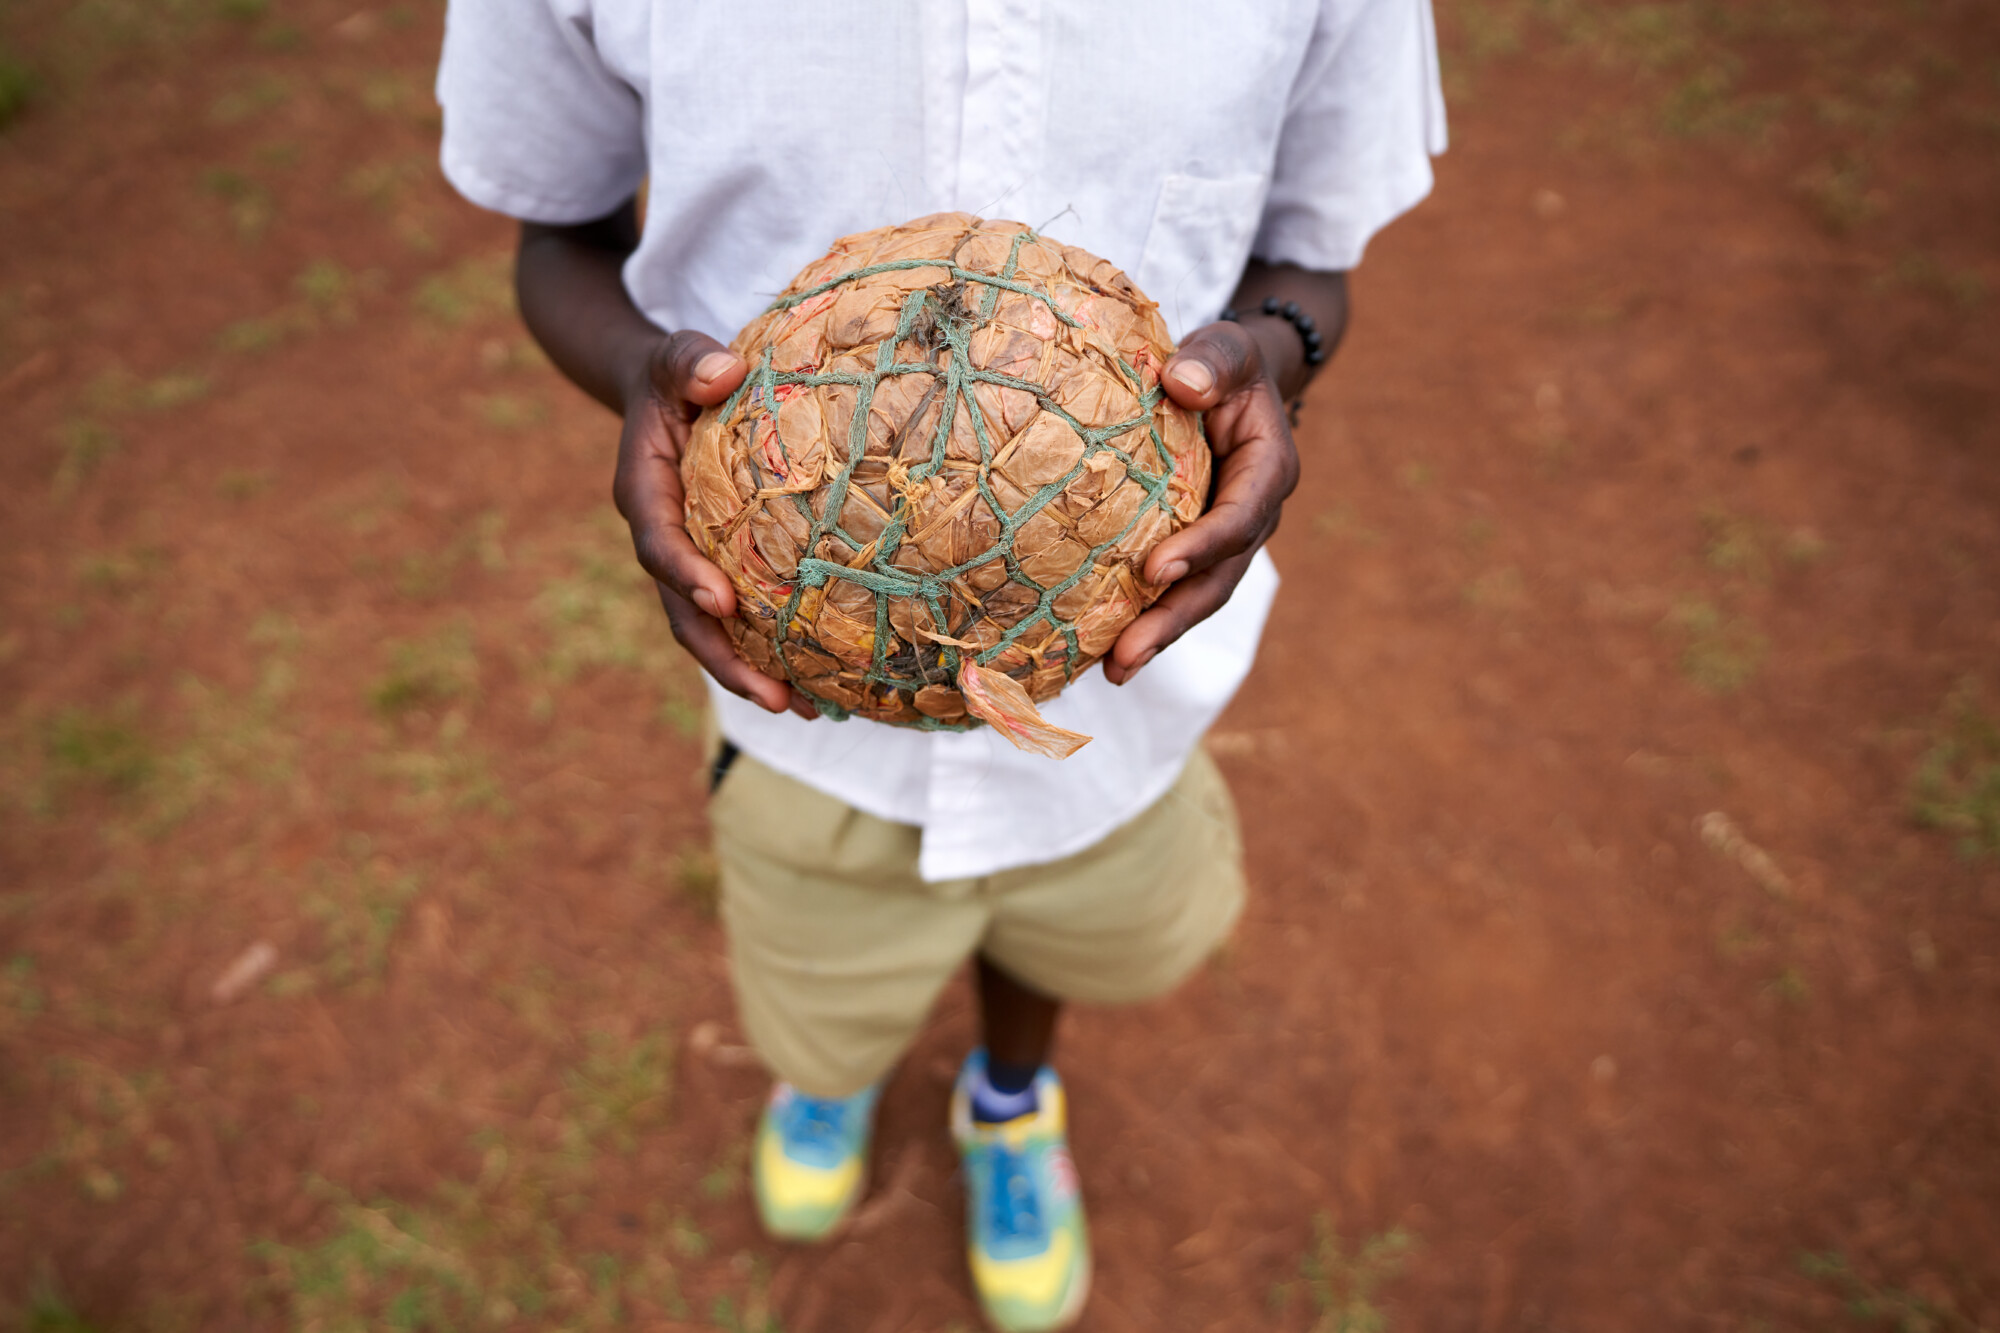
[
  {"x1": 220, "y1": 252, "x2": 366, "y2": 350},
  {"x1": 75, "y1": 545, "x2": 168, "y2": 596},
  {"x1": 1701, "y1": 506, "x2": 1771, "y2": 581},
  {"x1": 28, "y1": 615, "x2": 304, "y2": 831},
  {"x1": 199, "y1": 166, "x2": 276, "y2": 240},
  {"x1": 301, "y1": 857, "x2": 422, "y2": 988},
  {"x1": 669, "y1": 1212, "x2": 709, "y2": 1259},
  {"x1": 1883, "y1": 250, "x2": 1988, "y2": 309},
  {"x1": 139, "y1": 624, "x2": 300, "y2": 831},
  {"x1": 138, "y1": 370, "x2": 212, "y2": 410},
  {"x1": 258, "y1": 1131, "x2": 688, "y2": 1331},
  {"x1": 1461, "y1": 566, "x2": 1527, "y2": 615},
  {"x1": 370, "y1": 624, "x2": 480, "y2": 716},
  {"x1": 208, "y1": 71, "x2": 293, "y2": 126},
  {"x1": 1798, "y1": 1251, "x2": 1959, "y2": 1332},
  {"x1": 564, "y1": 1031, "x2": 673, "y2": 1154},
  {"x1": 1457, "y1": 2, "x2": 1523, "y2": 62},
  {"x1": 255, "y1": 20, "x2": 305, "y2": 51},
  {"x1": 16, "y1": 1274, "x2": 104, "y2": 1332},
  {"x1": 294, "y1": 258, "x2": 357, "y2": 321},
  {"x1": 255, "y1": 1187, "x2": 486, "y2": 1330},
  {"x1": 51, "y1": 0, "x2": 211, "y2": 73},
  {"x1": 535, "y1": 532, "x2": 673, "y2": 683},
  {"x1": 1272, "y1": 1214, "x2": 1417, "y2": 1333},
  {"x1": 1572, "y1": 1, "x2": 1705, "y2": 72},
  {"x1": 37, "y1": 1058, "x2": 171, "y2": 1210},
  {"x1": 377, "y1": 712, "x2": 509, "y2": 816},
  {"x1": 479, "y1": 338, "x2": 548, "y2": 375},
  {"x1": 699, "y1": 1142, "x2": 747, "y2": 1201},
  {"x1": 1911, "y1": 684, "x2": 2000, "y2": 858},
  {"x1": 383, "y1": 512, "x2": 508, "y2": 600},
  {"x1": 357, "y1": 69, "x2": 421, "y2": 116},
  {"x1": 342, "y1": 155, "x2": 424, "y2": 212},
  {"x1": 531, "y1": 518, "x2": 703, "y2": 723},
  {"x1": 1796, "y1": 154, "x2": 1884, "y2": 235},
  {"x1": 41, "y1": 708, "x2": 155, "y2": 798},
  {"x1": 474, "y1": 393, "x2": 547, "y2": 432},
  {"x1": 412, "y1": 255, "x2": 514, "y2": 327},
  {"x1": 0, "y1": 52, "x2": 37, "y2": 132},
  {"x1": 710, "y1": 1285, "x2": 781, "y2": 1333},
  {"x1": 1312, "y1": 502, "x2": 1381, "y2": 543},
  {"x1": 216, "y1": 311, "x2": 299, "y2": 354},
  {"x1": 1663, "y1": 598, "x2": 1766, "y2": 694},
  {"x1": 50, "y1": 419, "x2": 121, "y2": 497},
  {"x1": 1660, "y1": 62, "x2": 1785, "y2": 140},
  {"x1": 216, "y1": 467, "x2": 273, "y2": 500},
  {"x1": 2, "y1": 955, "x2": 48, "y2": 1038},
  {"x1": 673, "y1": 848, "x2": 719, "y2": 917}
]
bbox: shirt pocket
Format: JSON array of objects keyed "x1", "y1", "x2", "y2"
[{"x1": 1133, "y1": 172, "x2": 1271, "y2": 342}]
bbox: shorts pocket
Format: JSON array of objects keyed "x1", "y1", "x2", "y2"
[{"x1": 1134, "y1": 172, "x2": 1270, "y2": 339}]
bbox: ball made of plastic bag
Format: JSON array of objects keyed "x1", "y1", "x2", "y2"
[{"x1": 681, "y1": 213, "x2": 1210, "y2": 758}]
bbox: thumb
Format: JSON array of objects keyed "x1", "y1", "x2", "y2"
[
  {"x1": 1161, "y1": 319, "x2": 1262, "y2": 411},
  {"x1": 654, "y1": 328, "x2": 748, "y2": 409}
]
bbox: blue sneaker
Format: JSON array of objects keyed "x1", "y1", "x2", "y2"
[
  {"x1": 951, "y1": 1052, "x2": 1091, "y2": 1331},
  {"x1": 753, "y1": 1081, "x2": 880, "y2": 1241}
]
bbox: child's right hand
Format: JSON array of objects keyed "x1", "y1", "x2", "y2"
[{"x1": 612, "y1": 330, "x2": 818, "y2": 719}]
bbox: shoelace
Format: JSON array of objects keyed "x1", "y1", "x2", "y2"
[{"x1": 983, "y1": 1140, "x2": 1046, "y2": 1244}]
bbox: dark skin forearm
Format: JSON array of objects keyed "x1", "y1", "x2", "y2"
[
  {"x1": 1224, "y1": 260, "x2": 1349, "y2": 401},
  {"x1": 516, "y1": 197, "x2": 659, "y2": 413}
]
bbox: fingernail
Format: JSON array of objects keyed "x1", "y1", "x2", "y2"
[
  {"x1": 693, "y1": 352, "x2": 735, "y2": 384},
  {"x1": 1123, "y1": 648, "x2": 1159, "y2": 682},
  {"x1": 1169, "y1": 361, "x2": 1214, "y2": 397},
  {"x1": 693, "y1": 588, "x2": 720, "y2": 616},
  {"x1": 1155, "y1": 560, "x2": 1188, "y2": 585}
]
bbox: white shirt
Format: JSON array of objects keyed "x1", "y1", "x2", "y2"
[{"x1": 438, "y1": 0, "x2": 1446, "y2": 880}]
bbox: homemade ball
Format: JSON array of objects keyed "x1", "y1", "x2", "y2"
[{"x1": 681, "y1": 212, "x2": 1209, "y2": 742}]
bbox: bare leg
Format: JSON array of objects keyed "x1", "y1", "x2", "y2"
[{"x1": 976, "y1": 953, "x2": 1061, "y2": 1073}]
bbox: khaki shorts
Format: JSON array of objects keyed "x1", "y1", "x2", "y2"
[{"x1": 708, "y1": 744, "x2": 1245, "y2": 1098}]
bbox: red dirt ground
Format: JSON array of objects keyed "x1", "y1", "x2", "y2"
[{"x1": 3, "y1": 2, "x2": 1998, "y2": 1329}]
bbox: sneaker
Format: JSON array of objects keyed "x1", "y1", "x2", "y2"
[
  {"x1": 753, "y1": 1081, "x2": 880, "y2": 1241},
  {"x1": 950, "y1": 1052, "x2": 1091, "y2": 1332}
]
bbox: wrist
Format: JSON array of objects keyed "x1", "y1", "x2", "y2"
[{"x1": 1230, "y1": 313, "x2": 1306, "y2": 401}]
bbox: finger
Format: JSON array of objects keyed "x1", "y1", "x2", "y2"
[
  {"x1": 656, "y1": 583, "x2": 791, "y2": 713},
  {"x1": 614, "y1": 392, "x2": 741, "y2": 618},
  {"x1": 630, "y1": 508, "x2": 739, "y2": 620},
  {"x1": 787, "y1": 687, "x2": 820, "y2": 720},
  {"x1": 1103, "y1": 549, "x2": 1257, "y2": 685},
  {"x1": 1142, "y1": 431, "x2": 1296, "y2": 585},
  {"x1": 653, "y1": 328, "x2": 747, "y2": 409},
  {"x1": 1161, "y1": 320, "x2": 1262, "y2": 411}
]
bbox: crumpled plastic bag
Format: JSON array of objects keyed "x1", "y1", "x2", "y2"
[{"x1": 682, "y1": 213, "x2": 1209, "y2": 757}]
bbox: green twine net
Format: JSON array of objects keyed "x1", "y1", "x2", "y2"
[{"x1": 685, "y1": 216, "x2": 1206, "y2": 731}]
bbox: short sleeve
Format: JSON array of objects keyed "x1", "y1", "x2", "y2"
[
  {"x1": 435, "y1": 0, "x2": 647, "y2": 224},
  {"x1": 1253, "y1": 0, "x2": 1448, "y2": 272}
]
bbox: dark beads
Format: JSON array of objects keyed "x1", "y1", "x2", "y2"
[{"x1": 1220, "y1": 295, "x2": 1326, "y2": 372}]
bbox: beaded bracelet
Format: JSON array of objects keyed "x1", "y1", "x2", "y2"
[{"x1": 1219, "y1": 296, "x2": 1327, "y2": 367}]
